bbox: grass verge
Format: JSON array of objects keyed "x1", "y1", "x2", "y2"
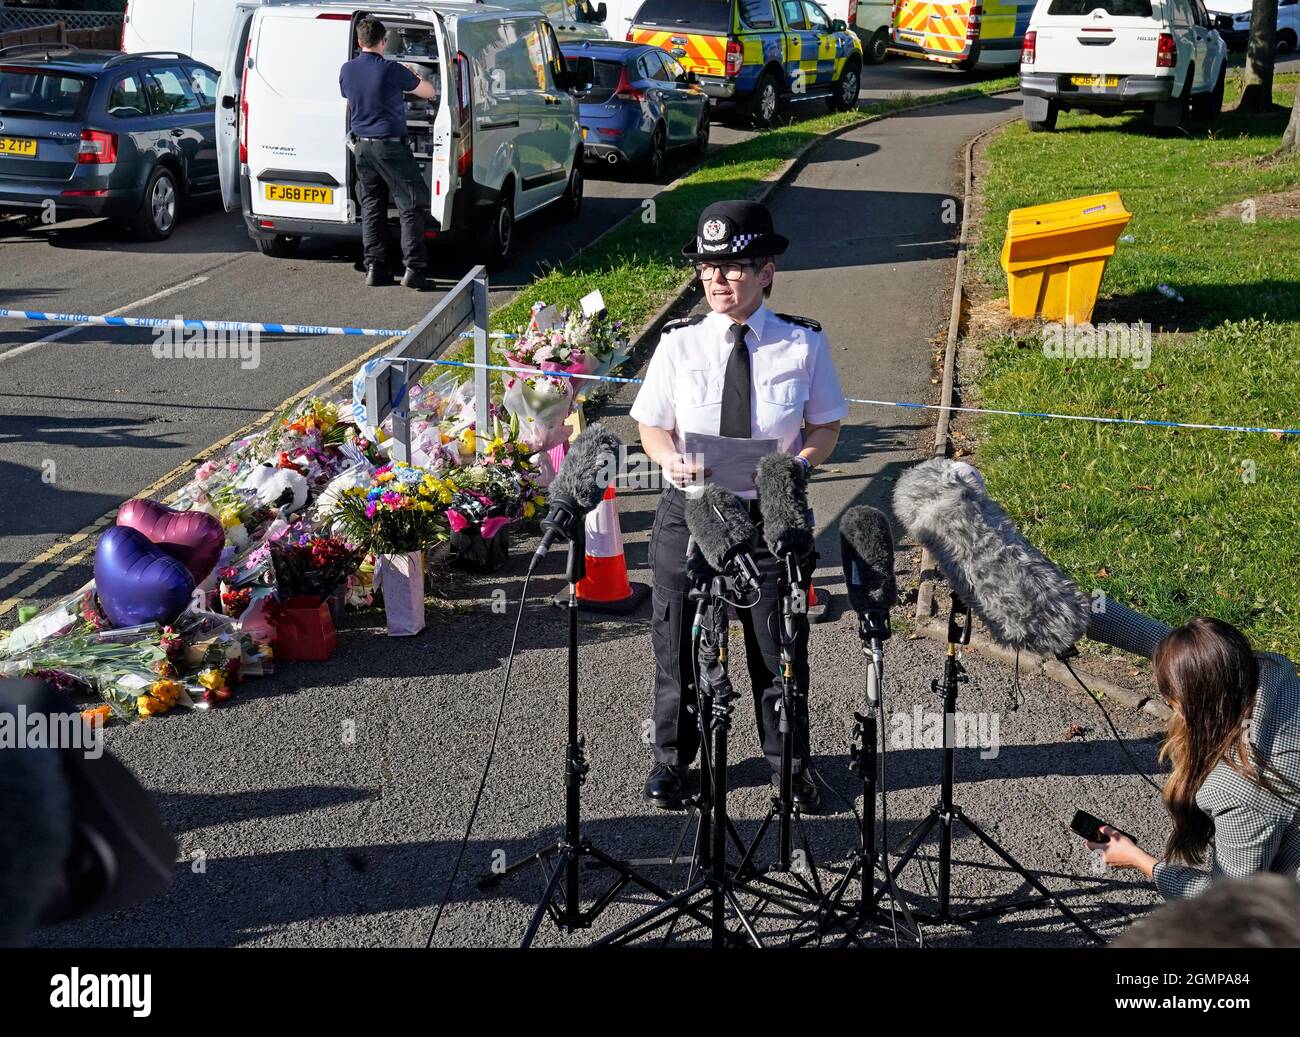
[{"x1": 968, "y1": 76, "x2": 1300, "y2": 653}]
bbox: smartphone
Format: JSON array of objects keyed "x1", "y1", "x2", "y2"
[{"x1": 1071, "y1": 809, "x2": 1109, "y2": 843}]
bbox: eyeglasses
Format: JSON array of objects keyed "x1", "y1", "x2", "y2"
[{"x1": 694, "y1": 261, "x2": 761, "y2": 282}]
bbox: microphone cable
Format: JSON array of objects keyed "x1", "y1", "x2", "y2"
[
  {"x1": 1062, "y1": 657, "x2": 1163, "y2": 797},
  {"x1": 425, "y1": 567, "x2": 533, "y2": 947}
]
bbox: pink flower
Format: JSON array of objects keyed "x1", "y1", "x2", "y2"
[
  {"x1": 380, "y1": 490, "x2": 402, "y2": 507},
  {"x1": 481, "y1": 516, "x2": 511, "y2": 540},
  {"x1": 446, "y1": 508, "x2": 468, "y2": 533}
]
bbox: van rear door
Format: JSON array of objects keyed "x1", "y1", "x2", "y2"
[
  {"x1": 893, "y1": 0, "x2": 975, "y2": 61},
  {"x1": 216, "y1": 3, "x2": 259, "y2": 212},
  {"x1": 245, "y1": 7, "x2": 352, "y2": 226},
  {"x1": 629, "y1": 0, "x2": 731, "y2": 78}
]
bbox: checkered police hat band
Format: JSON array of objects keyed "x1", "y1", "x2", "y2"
[{"x1": 698, "y1": 232, "x2": 760, "y2": 254}]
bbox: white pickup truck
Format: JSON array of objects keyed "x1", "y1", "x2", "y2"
[{"x1": 1020, "y1": 0, "x2": 1227, "y2": 132}]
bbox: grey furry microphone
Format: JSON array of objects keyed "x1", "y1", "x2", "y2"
[
  {"x1": 892, "y1": 458, "x2": 1090, "y2": 658},
  {"x1": 755, "y1": 453, "x2": 814, "y2": 560},
  {"x1": 685, "y1": 485, "x2": 761, "y2": 593}
]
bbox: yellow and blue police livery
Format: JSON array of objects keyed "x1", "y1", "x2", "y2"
[{"x1": 628, "y1": 0, "x2": 863, "y2": 128}]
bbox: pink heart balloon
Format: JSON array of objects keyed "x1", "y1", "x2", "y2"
[{"x1": 117, "y1": 499, "x2": 224, "y2": 584}]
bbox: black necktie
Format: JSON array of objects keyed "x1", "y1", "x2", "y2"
[{"x1": 720, "y1": 322, "x2": 752, "y2": 439}]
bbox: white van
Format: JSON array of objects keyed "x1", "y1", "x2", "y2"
[
  {"x1": 1020, "y1": 0, "x2": 1227, "y2": 132},
  {"x1": 123, "y1": 0, "x2": 268, "y2": 72},
  {"x1": 217, "y1": 2, "x2": 591, "y2": 266},
  {"x1": 847, "y1": 0, "x2": 893, "y2": 63},
  {"x1": 487, "y1": 0, "x2": 613, "y2": 39}
]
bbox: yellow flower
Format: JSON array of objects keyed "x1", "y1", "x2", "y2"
[
  {"x1": 523, "y1": 502, "x2": 536, "y2": 519},
  {"x1": 460, "y1": 428, "x2": 476, "y2": 455},
  {"x1": 219, "y1": 507, "x2": 243, "y2": 530},
  {"x1": 197, "y1": 669, "x2": 226, "y2": 692}
]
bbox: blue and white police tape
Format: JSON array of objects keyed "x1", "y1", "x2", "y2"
[
  {"x1": 368, "y1": 355, "x2": 1300, "y2": 438},
  {"x1": 0, "y1": 307, "x2": 519, "y2": 341}
]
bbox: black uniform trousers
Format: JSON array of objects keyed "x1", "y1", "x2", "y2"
[
  {"x1": 649, "y1": 485, "x2": 812, "y2": 774},
  {"x1": 353, "y1": 136, "x2": 430, "y2": 273}
]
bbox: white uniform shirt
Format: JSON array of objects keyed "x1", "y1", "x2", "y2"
[{"x1": 630, "y1": 304, "x2": 848, "y2": 492}]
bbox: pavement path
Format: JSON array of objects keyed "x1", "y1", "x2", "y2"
[{"x1": 32, "y1": 90, "x2": 1174, "y2": 950}]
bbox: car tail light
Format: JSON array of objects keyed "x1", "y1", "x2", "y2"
[
  {"x1": 967, "y1": 4, "x2": 982, "y2": 40},
  {"x1": 626, "y1": 27, "x2": 635, "y2": 41},
  {"x1": 1156, "y1": 32, "x2": 1176, "y2": 67},
  {"x1": 120, "y1": 13, "x2": 127, "y2": 52},
  {"x1": 849, "y1": 0, "x2": 859, "y2": 23},
  {"x1": 726, "y1": 38, "x2": 743, "y2": 77},
  {"x1": 597, "y1": 127, "x2": 623, "y2": 137},
  {"x1": 76, "y1": 129, "x2": 117, "y2": 164},
  {"x1": 239, "y1": 36, "x2": 251, "y2": 164},
  {"x1": 258, "y1": 219, "x2": 275, "y2": 229},
  {"x1": 455, "y1": 51, "x2": 473, "y2": 176},
  {"x1": 316, "y1": 12, "x2": 351, "y2": 18},
  {"x1": 62, "y1": 189, "x2": 108, "y2": 197},
  {"x1": 1021, "y1": 29, "x2": 1036, "y2": 65},
  {"x1": 615, "y1": 66, "x2": 645, "y2": 102}
]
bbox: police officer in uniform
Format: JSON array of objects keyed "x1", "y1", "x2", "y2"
[{"x1": 630, "y1": 200, "x2": 847, "y2": 812}]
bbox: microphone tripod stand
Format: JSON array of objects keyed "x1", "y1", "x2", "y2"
[
  {"x1": 886, "y1": 596, "x2": 1103, "y2": 945},
  {"x1": 593, "y1": 571, "x2": 808, "y2": 948},
  {"x1": 477, "y1": 536, "x2": 683, "y2": 947},
  {"x1": 730, "y1": 552, "x2": 839, "y2": 920},
  {"x1": 800, "y1": 609, "x2": 921, "y2": 946}
]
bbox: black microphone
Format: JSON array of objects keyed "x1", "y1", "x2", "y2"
[
  {"x1": 840, "y1": 505, "x2": 896, "y2": 625},
  {"x1": 684, "y1": 485, "x2": 761, "y2": 594},
  {"x1": 530, "y1": 423, "x2": 621, "y2": 572},
  {"x1": 755, "y1": 453, "x2": 814, "y2": 560},
  {"x1": 892, "y1": 458, "x2": 1090, "y2": 659},
  {"x1": 840, "y1": 505, "x2": 896, "y2": 704}
]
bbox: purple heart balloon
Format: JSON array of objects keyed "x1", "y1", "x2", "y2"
[
  {"x1": 94, "y1": 525, "x2": 196, "y2": 629},
  {"x1": 117, "y1": 498, "x2": 224, "y2": 584}
]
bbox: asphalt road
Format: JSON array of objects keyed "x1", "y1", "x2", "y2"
[{"x1": 29, "y1": 87, "x2": 1176, "y2": 950}]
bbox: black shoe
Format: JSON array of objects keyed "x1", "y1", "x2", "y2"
[
  {"x1": 401, "y1": 267, "x2": 430, "y2": 291},
  {"x1": 366, "y1": 263, "x2": 391, "y2": 287},
  {"x1": 644, "y1": 763, "x2": 687, "y2": 811},
  {"x1": 771, "y1": 770, "x2": 823, "y2": 814}
]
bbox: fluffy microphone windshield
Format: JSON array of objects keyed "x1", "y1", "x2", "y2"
[
  {"x1": 686, "y1": 485, "x2": 757, "y2": 572},
  {"x1": 840, "y1": 505, "x2": 897, "y2": 613},
  {"x1": 892, "y1": 458, "x2": 1090, "y2": 657},
  {"x1": 550, "y1": 423, "x2": 622, "y2": 511},
  {"x1": 755, "y1": 454, "x2": 813, "y2": 558}
]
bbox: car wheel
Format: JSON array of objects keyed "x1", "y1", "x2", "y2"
[
  {"x1": 1278, "y1": 29, "x2": 1297, "y2": 55},
  {"x1": 255, "y1": 234, "x2": 301, "y2": 258},
  {"x1": 693, "y1": 107, "x2": 710, "y2": 156},
  {"x1": 749, "y1": 70, "x2": 781, "y2": 129},
  {"x1": 478, "y1": 189, "x2": 515, "y2": 270},
  {"x1": 1191, "y1": 65, "x2": 1226, "y2": 120},
  {"x1": 131, "y1": 165, "x2": 179, "y2": 241},
  {"x1": 645, "y1": 124, "x2": 667, "y2": 181},
  {"x1": 560, "y1": 162, "x2": 583, "y2": 221},
  {"x1": 827, "y1": 58, "x2": 862, "y2": 112},
  {"x1": 864, "y1": 27, "x2": 889, "y2": 65},
  {"x1": 1025, "y1": 100, "x2": 1059, "y2": 133}
]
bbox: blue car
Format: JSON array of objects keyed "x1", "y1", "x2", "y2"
[
  {"x1": 0, "y1": 45, "x2": 220, "y2": 240},
  {"x1": 561, "y1": 40, "x2": 710, "y2": 181}
]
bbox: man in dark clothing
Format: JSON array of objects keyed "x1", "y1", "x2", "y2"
[{"x1": 339, "y1": 16, "x2": 438, "y2": 289}]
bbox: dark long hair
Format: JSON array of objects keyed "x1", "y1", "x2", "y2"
[{"x1": 1155, "y1": 617, "x2": 1269, "y2": 864}]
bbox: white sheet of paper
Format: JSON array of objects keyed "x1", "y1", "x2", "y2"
[
  {"x1": 580, "y1": 289, "x2": 606, "y2": 318},
  {"x1": 681, "y1": 433, "x2": 778, "y2": 495}
]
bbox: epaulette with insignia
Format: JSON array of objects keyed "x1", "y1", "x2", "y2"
[
  {"x1": 660, "y1": 315, "x2": 707, "y2": 334},
  {"x1": 776, "y1": 313, "x2": 822, "y2": 332}
]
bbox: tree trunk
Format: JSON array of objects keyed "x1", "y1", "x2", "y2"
[
  {"x1": 1278, "y1": 83, "x2": 1300, "y2": 156},
  {"x1": 1240, "y1": 0, "x2": 1279, "y2": 111}
]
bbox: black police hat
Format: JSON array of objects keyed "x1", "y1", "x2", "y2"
[{"x1": 681, "y1": 200, "x2": 790, "y2": 262}]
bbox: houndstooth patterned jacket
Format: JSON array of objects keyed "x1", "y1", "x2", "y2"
[{"x1": 1087, "y1": 596, "x2": 1300, "y2": 899}]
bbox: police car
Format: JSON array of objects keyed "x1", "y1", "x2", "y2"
[{"x1": 628, "y1": 0, "x2": 863, "y2": 127}]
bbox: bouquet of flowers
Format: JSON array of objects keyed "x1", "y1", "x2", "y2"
[
  {"x1": 504, "y1": 305, "x2": 623, "y2": 376},
  {"x1": 328, "y1": 462, "x2": 453, "y2": 554},
  {"x1": 271, "y1": 534, "x2": 363, "y2": 601}
]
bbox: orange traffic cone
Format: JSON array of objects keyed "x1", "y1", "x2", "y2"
[{"x1": 564, "y1": 484, "x2": 650, "y2": 614}]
